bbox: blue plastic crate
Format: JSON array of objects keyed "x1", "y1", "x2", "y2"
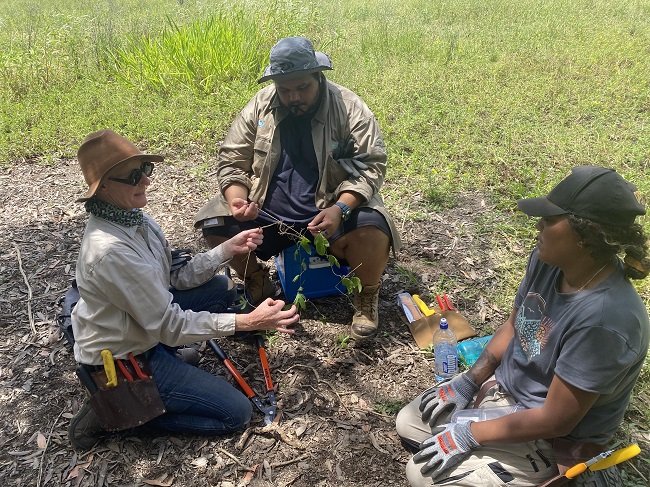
[{"x1": 275, "y1": 243, "x2": 350, "y2": 301}]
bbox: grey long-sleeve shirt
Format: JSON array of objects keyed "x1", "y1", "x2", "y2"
[{"x1": 72, "y1": 213, "x2": 235, "y2": 365}]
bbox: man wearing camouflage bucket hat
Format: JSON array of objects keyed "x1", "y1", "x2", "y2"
[{"x1": 195, "y1": 36, "x2": 402, "y2": 341}]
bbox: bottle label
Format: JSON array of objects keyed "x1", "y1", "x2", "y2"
[
  {"x1": 434, "y1": 342, "x2": 458, "y2": 379},
  {"x1": 443, "y1": 354, "x2": 457, "y2": 374}
]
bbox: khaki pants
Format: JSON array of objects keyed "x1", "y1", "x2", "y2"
[{"x1": 396, "y1": 382, "x2": 558, "y2": 486}]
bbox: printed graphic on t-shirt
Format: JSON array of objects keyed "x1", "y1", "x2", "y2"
[{"x1": 515, "y1": 293, "x2": 554, "y2": 360}]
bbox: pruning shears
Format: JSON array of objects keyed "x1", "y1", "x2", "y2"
[{"x1": 209, "y1": 336, "x2": 277, "y2": 425}]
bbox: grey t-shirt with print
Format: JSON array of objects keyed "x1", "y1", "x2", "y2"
[{"x1": 495, "y1": 249, "x2": 649, "y2": 444}]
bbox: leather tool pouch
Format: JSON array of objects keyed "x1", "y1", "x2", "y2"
[{"x1": 85, "y1": 360, "x2": 166, "y2": 431}]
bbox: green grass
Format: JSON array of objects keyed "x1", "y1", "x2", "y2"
[{"x1": 1, "y1": 0, "x2": 649, "y2": 480}]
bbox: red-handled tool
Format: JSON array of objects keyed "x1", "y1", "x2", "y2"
[
  {"x1": 436, "y1": 294, "x2": 456, "y2": 312},
  {"x1": 128, "y1": 352, "x2": 150, "y2": 380},
  {"x1": 209, "y1": 337, "x2": 277, "y2": 425},
  {"x1": 117, "y1": 360, "x2": 134, "y2": 382}
]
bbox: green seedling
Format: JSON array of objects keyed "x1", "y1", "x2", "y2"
[
  {"x1": 374, "y1": 399, "x2": 406, "y2": 416},
  {"x1": 336, "y1": 334, "x2": 351, "y2": 348}
]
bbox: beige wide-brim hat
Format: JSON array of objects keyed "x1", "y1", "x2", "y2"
[{"x1": 76, "y1": 129, "x2": 163, "y2": 203}]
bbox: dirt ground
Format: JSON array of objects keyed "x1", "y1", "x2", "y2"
[{"x1": 1, "y1": 158, "x2": 647, "y2": 487}]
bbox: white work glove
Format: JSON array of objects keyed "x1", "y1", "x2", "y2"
[
  {"x1": 419, "y1": 373, "x2": 478, "y2": 427},
  {"x1": 413, "y1": 421, "x2": 480, "y2": 481}
]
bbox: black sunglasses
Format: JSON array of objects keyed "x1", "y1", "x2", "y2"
[{"x1": 108, "y1": 161, "x2": 155, "y2": 186}]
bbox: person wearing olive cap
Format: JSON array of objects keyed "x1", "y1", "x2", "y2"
[
  {"x1": 396, "y1": 166, "x2": 649, "y2": 486},
  {"x1": 194, "y1": 36, "x2": 401, "y2": 341},
  {"x1": 68, "y1": 130, "x2": 298, "y2": 450}
]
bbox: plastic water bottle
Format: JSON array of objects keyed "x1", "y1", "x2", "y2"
[{"x1": 433, "y1": 317, "x2": 458, "y2": 382}]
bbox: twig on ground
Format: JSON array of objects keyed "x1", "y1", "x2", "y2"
[
  {"x1": 279, "y1": 363, "x2": 352, "y2": 413},
  {"x1": 278, "y1": 363, "x2": 321, "y2": 383},
  {"x1": 270, "y1": 453, "x2": 311, "y2": 468},
  {"x1": 350, "y1": 407, "x2": 394, "y2": 421},
  {"x1": 13, "y1": 243, "x2": 36, "y2": 335},
  {"x1": 236, "y1": 423, "x2": 304, "y2": 451},
  {"x1": 36, "y1": 409, "x2": 65, "y2": 487},
  {"x1": 217, "y1": 447, "x2": 255, "y2": 471}
]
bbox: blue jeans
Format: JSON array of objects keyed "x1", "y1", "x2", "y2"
[{"x1": 145, "y1": 275, "x2": 252, "y2": 434}]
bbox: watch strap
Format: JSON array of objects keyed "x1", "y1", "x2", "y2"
[{"x1": 334, "y1": 202, "x2": 352, "y2": 221}]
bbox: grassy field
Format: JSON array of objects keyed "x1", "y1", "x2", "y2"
[{"x1": 1, "y1": 0, "x2": 649, "y2": 482}]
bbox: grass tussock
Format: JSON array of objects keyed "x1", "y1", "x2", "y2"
[{"x1": 104, "y1": 11, "x2": 279, "y2": 94}]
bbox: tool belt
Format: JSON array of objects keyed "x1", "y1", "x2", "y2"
[
  {"x1": 76, "y1": 352, "x2": 166, "y2": 431},
  {"x1": 552, "y1": 437, "x2": 607, "y2": 475}
]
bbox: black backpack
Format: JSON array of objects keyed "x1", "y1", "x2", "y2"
[{"x1": 57, "y1": 280, "x2": 79, "y2": 347}]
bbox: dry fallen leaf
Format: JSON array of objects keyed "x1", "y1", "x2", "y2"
[
  {"x1": 369, "y1": 432, "x2": 389, "y2": 454},
  {"x1": 236, "y1": 465, "x2": 258, "y2": 487},
  {"x1": 294, "y1": 424, "x2": 307, "y2": 437},
  {"x1": 143, "y1": 473, "x2": 174, "y2": 486},
  {"x1": 191, "y1": 456, "x2": 208, "y2": 468},
  {"x1": 36, "y1": 432, "x2": 47, "y2": 449}
]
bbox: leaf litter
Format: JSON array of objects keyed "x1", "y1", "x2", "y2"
[{"x1": 1, "y1": 156, "x2": 647, "y2": 486}]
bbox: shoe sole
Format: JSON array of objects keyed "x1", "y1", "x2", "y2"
[{"x1": 350, "y1": 328, "x2": 378, "y2": 341}]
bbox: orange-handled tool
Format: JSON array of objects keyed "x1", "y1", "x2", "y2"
[{"x1": 209, "y1": 337, "x2": 277, "y2": 425}]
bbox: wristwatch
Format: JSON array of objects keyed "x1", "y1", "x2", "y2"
[{"x1": 334, "y1": 202, "x2": 352, "y2": 221}]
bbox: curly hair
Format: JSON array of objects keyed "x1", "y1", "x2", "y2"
[{"x1": 567, "y1": 214, "x2": 649, "y2": 280}]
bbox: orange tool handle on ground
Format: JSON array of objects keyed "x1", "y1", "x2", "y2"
[
  {"x1": 208, "y1": 339, "x2": 256, "y2": 399},
  {"x1": 257, "y1": 337, "x2": 274, "y2": 392}
]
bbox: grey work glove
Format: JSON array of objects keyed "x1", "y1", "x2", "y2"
[
  {"x1": 413, "y1": 421, "x2": 480, "y2": 481},
  {"x1": 419, "y1": 373, "x2": 479, "y2": 427},
  {"x1": 336, "y1": 153, "x2": 369, "y2": 178}
]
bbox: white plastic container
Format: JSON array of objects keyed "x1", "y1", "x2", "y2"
[{"x1": 451, "y1": 404, "x2": 524, "y2": 424}]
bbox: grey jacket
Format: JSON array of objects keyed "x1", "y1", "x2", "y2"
[{"x1": 194, "y1": 79, "x2": 401, "y2": 252}]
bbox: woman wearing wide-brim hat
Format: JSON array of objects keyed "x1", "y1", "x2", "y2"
[
  {"x1": 68, "y1": 129, "x2": 298, "y2": 450},
  {"x1": 397, "y1": 166, "x2": 649, "y2": 486}
]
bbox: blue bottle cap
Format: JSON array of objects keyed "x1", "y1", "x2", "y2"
[{"x1": 439, "y1": 317, "x2": 448, "y2": 329}]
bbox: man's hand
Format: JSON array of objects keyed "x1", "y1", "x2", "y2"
[
  {"x1": 419, "y1": 374, "x2": 479, "y2": 426},
  {"x1": 336, "y1": 153, "x2": 369, "y2": 178},
  {"x1": 236, "y1": 298, "x2": 299, "y2": 334},
  {"x1": 222, "y1": 228, "x2": 263, "y2": 259},
  {"x1": 229, "y1": 197, "x2": 259, "y2": 222},
  {"x1": 413, "y1": 422, "x2": 480, "y2": 480},
  {"x1": 307, "y1": 206, "x2": 343, "y2": 239}
]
